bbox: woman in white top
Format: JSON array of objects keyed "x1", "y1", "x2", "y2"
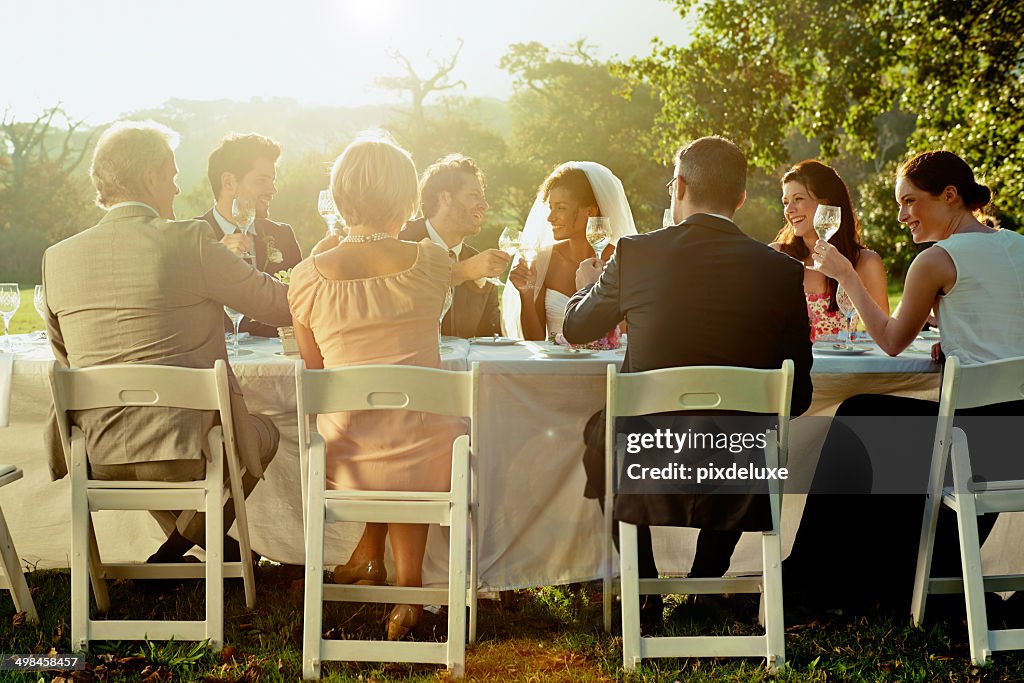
[
  {"x1": 784, "y1": 150, "x2": 1024, "y2": 611},
  {"x1": 502, "y1": 162, "x2": 636, "y2": 340}
]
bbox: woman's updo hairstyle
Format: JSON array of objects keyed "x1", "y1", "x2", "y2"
[{"x1": 897, "y1": 150, "x2": 992, "y2": 212}]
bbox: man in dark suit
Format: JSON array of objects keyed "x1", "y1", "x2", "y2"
[
  {"x1": 563, "y1": 136, "x2": 813, "y2": 626},
  {"x1": 400, "y1": 154, "x2": 505, "y2": 338},
  {"x1": 199, "y1": 133, "x2": 302, "y2": 337}
]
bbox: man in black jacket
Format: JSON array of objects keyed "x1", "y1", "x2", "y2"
[{"x1": 563, "y1": 136, "x2": 812, "y2": 626}]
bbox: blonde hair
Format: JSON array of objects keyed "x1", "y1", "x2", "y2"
[
  {"x1": 331, "y1": 132, "x2": 418, "y2": 230},
  {"x1": 90, "y1": 120, "x2": 179, "y2": 209}
]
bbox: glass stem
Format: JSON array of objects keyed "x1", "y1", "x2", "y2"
[
  {"x1": 3, "y1": 317, "x2": 9, "y2": 352},
  {"x1": 233, "y1": 320, "x2": 240, "y2": 357}
]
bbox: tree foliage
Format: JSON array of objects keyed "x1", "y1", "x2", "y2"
[
  {"x1": 502, "y1": 41, "x2": 667, "y2": 232},
  {"x1": 0, "y1": 106, "x2": 100, "y2": 282},
  {"x1": 622, "y1": 0, "x2": 1024, "y2": 277}
]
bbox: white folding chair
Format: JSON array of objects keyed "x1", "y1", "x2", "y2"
[
  {"x1": 911, "y1": 355, "x2": 1024, "y2": 665},
  {"x1": 0, "y1": 465, "x2": 39, "y2": 624},
  {"x1": 49, "y1": 360, "x2": 256, "y2": 652},
  {"x1": 297, "y1": 362, "x2": 478, "y2": 680},
  {"x1": 603, "y1": 361, "x2": 794, "y2": 672}
]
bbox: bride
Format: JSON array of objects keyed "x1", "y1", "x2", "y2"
[{"x1": 501, "y1": 162, "x2": 636, "y2": 339}]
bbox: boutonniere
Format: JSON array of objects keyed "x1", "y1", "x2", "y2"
[
  {"x1": 262, "y1": 234, "x2": 284, "y2": 266},
  {"x1": 273, "y1": 268, "x2": 292, "y2": 285}
]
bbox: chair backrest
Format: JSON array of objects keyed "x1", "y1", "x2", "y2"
[
  {"x1": 939, "y1": 356, "x2": 1024, "y2": 415},
  {"x1": 296, "y1": 362, "x2": 478, "y2": 420},
  {"x1": 608, "y1": 362, "x2": 795, "y2": 419},
  {"x1": 605, "y1": 360, "x2": 795, "y2": 475},
  {"x1": 48, "y1": 360, "x2": 235, "y2": 470}
]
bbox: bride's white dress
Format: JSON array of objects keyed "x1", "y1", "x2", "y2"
[{"x1": 544, "y1": 289, "x2": 570, "y2": 337}]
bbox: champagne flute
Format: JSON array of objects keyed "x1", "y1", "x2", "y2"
[
  {"x1": 518, "y1": 234, "x2": 540, "y2": 292},
  {"x1": 663, "y1": 209, "x2": 673, "y2": 228},
  {"x1": 317, "y1": 189, "x2": 341, "y2": 236},
  {"x1": 834, "y1": 285, "x2": 858, "y2": 349},
  {"x1": 231, "y1": 197, "x2": 256, "y2": 266},
  {"x1": 813, "y1": 204, "x2": 842, "y2": 242},
  {"x1": 0, "y1": 284, "x2": 20, "y2": 352},
  {"x1": 438, "y1": 287, "x2": 454, "y2": 355},
  {"x1": 33, "y1": 285, "x2": 46, "y2": 340},
  {"x1": 481, "y1": 226, "x2": 521, "y2": 287},
  {"x1": 585, "y1": 217, "x2": 611, "y2": 260},
  {"x1": 224, "y1": 305, "x2": 245, "y2": 357}
]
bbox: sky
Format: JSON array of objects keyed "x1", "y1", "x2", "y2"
[{"x1": 3, "y1": 0, "x2": 694, "y2": 124}]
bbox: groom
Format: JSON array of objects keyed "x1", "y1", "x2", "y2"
[
  {"x1": 563, "y1": 136, "x2": 813, "y2": 627},
  {"x1": 400, "y1": 154, "x2": 504, "y2": 338}
]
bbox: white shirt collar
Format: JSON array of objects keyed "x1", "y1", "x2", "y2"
[
  {"x1": 425, "y1": 218, "x2": 462, "y2": 257},
  {"x1": 109, "y1": 201, "x2": 158, "y2": 215},
  {"x1": 212, "y1": 206, "x2": 239, "y2": 235}
]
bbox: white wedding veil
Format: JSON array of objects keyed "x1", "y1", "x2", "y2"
[{"x1": 500, "y1": 161, "x2": 638, "y2": 338}]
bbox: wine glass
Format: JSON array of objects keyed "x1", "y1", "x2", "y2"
[
  {"x1": 498, "y1": 227, "x2": 521, "y2": 257},
  {"x1": 479, "y1": 226, "x2": 521, "y2": 287},
  {"x1": 231, "y1": 197, "x2": 256, "y2": 266},
  {"x1": 517, "y1": 233, "x2": 540, "y2": 292},
  {"x1": 663, "y1": 209, "x2": 673, "y2": 228},
  {"x1": 224, "y1": 305, "x2": 245, "y2": 357},
  {"x1": 318, "y1": 189, "x2": 341, "y2": 236},
  {"x1": 835, "y1": 285, "x2": 858, "y2": 348},
  {"x1": 813, "y1": 204, "x2": 842, "y2": 242},
  {"x1": 33, "y1": 285, "x2": 46, "y2": 339},
  {"x1": 438, "y1": 287, "x2": 454, "y2": 355},
  {"x1": 586, "y1": 217, "x2": 611, "y2": 259},
  {"x1": 0, "y1": 284, "x2": 20, "y2": 352}
]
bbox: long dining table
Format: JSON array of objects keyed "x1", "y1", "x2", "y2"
[{"x1": 3, "y1": 331, "x2": 1020, "y2": 590}]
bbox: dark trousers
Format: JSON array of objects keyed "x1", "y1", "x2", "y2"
[{"x1": 784, "y1": 394, "x2": 1023, "y2": 610}]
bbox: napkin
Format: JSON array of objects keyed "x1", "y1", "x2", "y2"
[{"x1": 0, "y1": 353, "x2": 12, "y2": 428}]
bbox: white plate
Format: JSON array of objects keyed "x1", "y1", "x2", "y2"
[
  {"x1": 539, "y1": 347, "x2": 597, "y2": 358},
  {"x1": 813, "y1": 344, "x2": 874, "y2": 356},
  {"x1": 469, "y1": 336, "x2": 520, "y2": 346},
  {"x1": 918, "y1": 329, "x2": 941, "y2": 340},
  {"x1": 227, "y1": 349, "x2": 254, "y2": 357},
  {"x1": 273, "y1": 352, "x2": 300, "y2": 358}
]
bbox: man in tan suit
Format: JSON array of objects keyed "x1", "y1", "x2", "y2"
[
  {"x1": 42, "y1": 121, "x2": 291, "y2": 562},
  {"x1": 400, "y1": 154, "x2": 507, "y2": 338}
]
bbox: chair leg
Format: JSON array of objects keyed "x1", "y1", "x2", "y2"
[
  {"x1": 950, "y1": 432, "x2": 992, "y2": 666},
  {"x1": 603, "y1": 503, "x2": 614, "y2": 632},
  {"x1": 911, "y1": 475, "x2": 946, "y2": 625},
  {"x1": 302, "y1": 453, "x2": 327, "y2": 680},
  {"x1": 447, "y1": 465, "x2": 469, "y2": 679},
  {"x1": 619, "y1": 522, "x2": 642, "y2": 672},
  {"x1": 224, "y1": 448, "x2": 256, "y2": 610},
  {"x1": 71, "y1": 500, "x2": 90, "y2": 652},
  {"x1": 0, "y1": 505, "x2": 37, "y2": 624},
  {"x1": 206, "y1": 457, "x2": 225, "y2": 653},
  {"x1": 762, "y1": 530, "x2": 786, "y2": 672}
]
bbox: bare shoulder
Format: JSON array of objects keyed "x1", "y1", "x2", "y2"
[{"x1": 856, "y1": 248, "x2": 883, "y2": 267}]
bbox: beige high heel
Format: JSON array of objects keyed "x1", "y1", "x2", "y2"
[
  {"x1": 385, "y1": 604, "x2": 423, "y2": 641},
  {"x1": 332, "y1": 559, "x2": 387, "y2": 585}
]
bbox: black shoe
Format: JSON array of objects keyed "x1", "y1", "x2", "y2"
[{"x1": 146, "y1": 530, "x2": 195, "y2": 563}]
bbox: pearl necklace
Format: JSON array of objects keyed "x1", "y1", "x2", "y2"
[{"x1": 341, "y1": 232, "x2": 395, "y2": 243}]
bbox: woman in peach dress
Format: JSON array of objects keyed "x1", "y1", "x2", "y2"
[{"x1": 289, "y1": 134, "x2": 491, "y2": 640}]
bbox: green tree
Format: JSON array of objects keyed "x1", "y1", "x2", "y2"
[
  {"x1": 0, "y1": 106, "x2": 100, "y2": 282},
  {"x1": 502, "y1": 41, "x2": 667, "y2": 232},
  {"x1": 621, "y1": 0, "x2": 1024, "y2": 276}
]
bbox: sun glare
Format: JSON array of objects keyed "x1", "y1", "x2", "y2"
[{"x1": 345, "y1": 0, "x2": 394, "y2": 28}]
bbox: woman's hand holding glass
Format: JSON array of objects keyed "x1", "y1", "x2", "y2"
[{"x1": 811, "y1": 239, "x2": 854, "y2": 281}]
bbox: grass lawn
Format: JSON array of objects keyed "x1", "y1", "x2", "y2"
[{"x1": 1, "y1": 566, "x2": 1021, "y2": 681}]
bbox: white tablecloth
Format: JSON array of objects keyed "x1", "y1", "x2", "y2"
[{"x1": 4, "y1": 333, "x2": 1021, "y2": 589}]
